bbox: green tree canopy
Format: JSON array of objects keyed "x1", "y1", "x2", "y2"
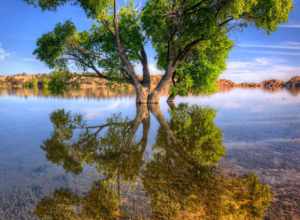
[{"x1": 25, "y1": 0, "x2": 293, "y2": 103}]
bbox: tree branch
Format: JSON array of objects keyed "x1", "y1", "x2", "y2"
[
  {"x1": 112, "y1": 0, "x2": 142, "y2": 89},
  {"x1": 66, "y1": 52, "x2": 127, "y2": 82},
  {"x1": 174, "y1": 37, "x2": 204, "y2": 64},
  {"x1": 140, "y1": 46, "x2": 151, "y2": 88},
  {"x1": 218, "y1": 16, "x2": 234, "y2": 27}
]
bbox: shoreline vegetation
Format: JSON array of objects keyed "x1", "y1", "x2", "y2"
[{"x1": 1, "y1": 73, "x2": 300, "y2": 98}]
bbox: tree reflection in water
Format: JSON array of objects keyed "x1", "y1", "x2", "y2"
[{"x1": 36, "y1": 104, "x2": 272, "y2": 220}]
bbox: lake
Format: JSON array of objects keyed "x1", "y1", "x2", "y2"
[{"x1": 0, "y1": 88, "x2": 299, "y2": 220}]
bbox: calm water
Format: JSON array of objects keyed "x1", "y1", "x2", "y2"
[{"x1": 0, "y1": 89, "x2": 299, "y2": 220}]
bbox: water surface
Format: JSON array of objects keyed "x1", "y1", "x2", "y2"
[{"x1": 0, "y1": 89, "x2": 299, "y2": 219}]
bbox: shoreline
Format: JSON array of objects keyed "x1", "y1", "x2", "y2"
[
  {"x1": 1, "y1": 74, "x2": 300, "y2": 95},
  {"x1": 218, "y1": 76, "x2": 300, "y2": 92}
]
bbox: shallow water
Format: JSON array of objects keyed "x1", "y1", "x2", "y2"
[{"x1": 0, "y1": 89, "x2": 299, "y2": 219}]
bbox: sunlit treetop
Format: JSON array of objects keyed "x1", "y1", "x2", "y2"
[
  {"x1": 141, "y1": 0, "x2": 292, "y2": 73},
  {"x1": 25, "y1": 0, "x2": 111, "y2": 14},
  {"x1": 26, "y1": 0, "x2": 292, "y2": 31}
]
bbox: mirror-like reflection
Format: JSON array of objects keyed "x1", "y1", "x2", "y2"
[{"x1": 36, "y1": 104, "x2": 272, "y2": 220}]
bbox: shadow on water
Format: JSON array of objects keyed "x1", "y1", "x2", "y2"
[{"x1": 35, "y1": 103, "x2": 272, "y2": 220}]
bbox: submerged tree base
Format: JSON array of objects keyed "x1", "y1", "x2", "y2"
[
  {"x1": 136, "y1": 93, "x2": 176, "y2": 104},
  {"x1": 167, "y1": 94, "x2": 176, "y2": 103},
  {"x1": 136, "y1": 91, "x2": 161, "y2": 104}
]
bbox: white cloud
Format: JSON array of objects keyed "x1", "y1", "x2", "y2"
[
  {"x1": 239, "y1": 50, "x2": 300, "y2": 56},
  {"x1": 279, "y1": 24, "x2": 300, "y2": 29},
  {"x1": 177, "y1": 88, "x2": 300, "y2": 111},
  {"x1": 285, "y1": 41, "x2": 300, "y2": 47},
  {"x1": 254, "y1": 58, "x2": 274, "y2": 65},
  {"x1": 23, "y1": 57, "x2": 39, "y2": 63},
  {"x1": 134, "y1": 63, "x2": 163, "y2": 75},
  {"x1": 82, "y1": 100, "x2": 132, "y2": 120},
  {"x1": 237, "y1": 42, "x2": 300, "y2": 50},
  {"x1": 148, "y1": 63, "x2": 163, "y2": 74},
  {"x1": 222, "y1": 57, "x2": 300, "y2": 82},
  {"x1": 0, "y1": 44, "x2": 10, "y2": 61}
]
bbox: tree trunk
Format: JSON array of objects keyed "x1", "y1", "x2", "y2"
[
  {"x1": 148, "y1": 91, "x2": 160, "y2": 104},
  {"x1": 167, "y1": 94, "x2": 176, "y2": 103},
  {"x1": 149, "y1": 104, "x2": 177, "y2": 145},
  {"x1": 148, "y1": 64, "x2": 175, "y2": 104},
  {"x1": 135, "y1": 102, "x2": 150, "y2": 123},
  {"x1": 136, "y1": 86, "x2": 150, "y2": 104},
  {"x1": 167, "y1": 100, "x2": 176, "y2": 110}
]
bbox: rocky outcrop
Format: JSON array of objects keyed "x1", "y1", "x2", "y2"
[
  {"x1": 217, "y1": 80, "x2": 263, "y2": 91},
  {"x1": 262, "y1": 79, "x2": 285, "y2": 91},
  {"x1": 217, "y1": 79, "x2": 236, "y2": 91},
  {"x1": 217, "y1": 78, "x2": 300, "y2": 93},
  {"x1": 238, "y1": 82, "x2": 262, "y2": 88},
  {"x1": 0, "y1": 74, "x2": 47, "y2": 89},
  {"x1": 285, "y1": 76, "x2": 300, "y2": 89}
]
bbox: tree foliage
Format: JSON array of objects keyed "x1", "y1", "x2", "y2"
[
  {"x1": 47, "y1": 70, "x2": 78, "y2": 94},
  {"x1": 153, "y1": 104, "x2": 225, "y2": 166},
  {"x1": 171, "y1": 33, "x2": 233, "y2": 95},
  {"x1": 39, "y1": 104, "x2": 272, "y2": 219},
  {"x1": 143, "y1": 164, "x2": 272, "y2": 220},
  {"x1": 35, "y1": 180, "x2": 121, "y2": 220},
  {"x1": 143, "y1": 104, "x2": 271, "y2": 219},
  {"x1": 25, "y1": 0, "x2": 293, "y2": 101},
  {"x1": 42, "y1": 107, "x2": 149, "y2": 179}
]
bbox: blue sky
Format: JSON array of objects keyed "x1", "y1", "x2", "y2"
[{"x1": 0, "y1": 0, "x2": 300, "y2": 82}]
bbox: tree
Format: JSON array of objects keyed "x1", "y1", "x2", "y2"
[
  {"x1": 25, "y1": 0, "x2": 292, "y2": 103},
  {"x1": 39, "y1": 104, "x2": 272, "y2": 219}
]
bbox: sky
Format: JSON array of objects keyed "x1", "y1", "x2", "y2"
[{"x1": 0, "y1": 0, "x2": 300, "y2": 82}]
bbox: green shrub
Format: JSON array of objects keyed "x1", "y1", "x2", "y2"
[
  {"x1": 24, "y1": 81, "x2": 34, "y2": 89},
  {"x1": 48, "y1": 71, "x2": 72, "y2": 94},
  {"x1": 41, "y1": 77, "x2": 49, "y2": 89},
  {"x1": 24, "y1": 78, "x2": 39, "y2": 89}
]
